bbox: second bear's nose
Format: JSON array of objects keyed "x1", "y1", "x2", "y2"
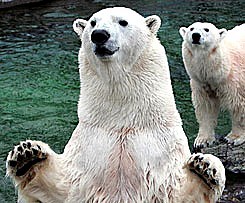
[
  {"x1": 91, "y1": 30, "x2": 110, "y2": 45},
  {"x1": 192, "y1": 33, "x2": 201, "y2": 42}
]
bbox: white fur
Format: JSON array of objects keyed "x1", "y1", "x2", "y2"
[
  {"x1": 7, "y1": 8, "x2": 225, "y2": 203},
  {"x1": 180, "y1": 22, "x2": 245, "y2": 148}
]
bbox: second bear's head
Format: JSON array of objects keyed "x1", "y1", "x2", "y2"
[{"x1": 179, "y1": 22, "x2": 227, "y2": 50}]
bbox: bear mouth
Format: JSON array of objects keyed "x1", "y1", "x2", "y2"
[
  {"x1": 192, "y1": 40, "x2": 201, "y2": 45},
  {"x1": 94, "y1": 45, "x2": 119, "y2": 57}
]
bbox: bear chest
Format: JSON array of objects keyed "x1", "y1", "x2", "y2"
[{"x1": 70, "y1": 125, "x2": 180, "y2": 202}]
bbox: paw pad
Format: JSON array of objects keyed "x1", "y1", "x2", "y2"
[
  {"x1": 7, "y1": 141, "x2": 47, "y2": 177},
  {"x1": 187, "y1": 153, "x2": 222, "y2": 188}
]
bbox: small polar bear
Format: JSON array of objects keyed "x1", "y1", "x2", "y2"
[
  {"x1": 6, "y1": 8, "x2": 225, "y2": 203},
  {"x1": 179, "y1": 22, "x2": 245, "y2": 149}
]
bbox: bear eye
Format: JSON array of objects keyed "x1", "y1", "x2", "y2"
[
  {"x1": 90, "y1": 20, "x2": 96, "y2": 27},
  {"x1": 190, "y1": 27, "x2": 194, "y2": 31},
  {"x1": 119, "y1": 20, "x2": 128, "y2": 27},
  {"x1": 204, "y1": 28, "x2": 209, "y2": 32}
]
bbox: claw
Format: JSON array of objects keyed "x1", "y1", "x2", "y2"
[
  {"x1": 27, "y1": 142, "x2": 31, "y2": 149},
  {"x1": 194, "y1": 155, "x2": 200, "y2": 161},
  {"x1": 212, "y1": 168, "x2": 217, "y2": 176},
  {"x1": 17, "y1": 146, "x2": 23, "y2": 153},
  {"x1": 9, "y1": 160, "x2": 17, "y2": 167}
]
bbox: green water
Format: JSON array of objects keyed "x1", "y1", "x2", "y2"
[{"x1": 0, "y1": 0, "x2": 243, "y2": 201}]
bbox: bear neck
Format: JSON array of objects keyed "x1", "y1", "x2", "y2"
[
  {"x1": 184, "y1": 42, "x2": 231, "y2": 86},
  {"x1": 77, "y1": 40, "x2": 181, "y2": 130}
]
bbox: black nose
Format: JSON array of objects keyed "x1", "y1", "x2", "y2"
[
  {"x1": 91, "y1": 30, "x2": 110, "y2": 45},
  {"x1": 192, "y1": 33, "x2": 201, "y2": 42}
]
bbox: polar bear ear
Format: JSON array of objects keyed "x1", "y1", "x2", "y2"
[
  {"x1": 73, "y1": 19, "x2": 87, "y2": 36},
  {"x1": 219, "y1": 28, "x2": 227, "y2": 40},
  {"x1": 145, "y1": 15, "x2": 161, "y2": 35},
  {"x1": 179, "y1": 27, "x2": 187, "y2": 38}
]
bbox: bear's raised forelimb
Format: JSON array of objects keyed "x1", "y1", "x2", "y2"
[
  {"x1": 181, "y1": 153, "x2": 225, "y2": 203},
  {"x1": 6, "y1": 140, "x2": 69, "y2": 203}
]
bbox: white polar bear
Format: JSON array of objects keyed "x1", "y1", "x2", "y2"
[
  {"x1": 179, "y1": 22, "x2": 245, "y2": 149},
  {"x1": 6, "y1": 8, "x2": 225, "y2": 203}
]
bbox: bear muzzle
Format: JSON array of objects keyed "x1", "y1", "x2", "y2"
[{"x1": 91, "y1": 29, "x2": 119, "y2": 58}]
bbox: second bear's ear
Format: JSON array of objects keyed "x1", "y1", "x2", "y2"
[
  {"x1": 73, "y1": 19, "x2": 88, "y2": 36},
  {"x1": 219, "y1": 28, "x2": 227, "y2": 40},
  {"x1": 179, "y1": 27, "x2": 187, "y2": 38},
  {"x1": 145, "y1": 15, "x2": 161, "y2": 35}
]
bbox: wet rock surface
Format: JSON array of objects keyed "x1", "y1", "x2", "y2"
[
  {"x1": 220, "y1": 173, "x2": 244, "y2": 202},
  {"x1": 199, "y1": 135, "x2": 245, "y2": 174}
]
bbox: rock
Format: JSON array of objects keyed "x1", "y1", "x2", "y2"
[{"x1": 198, "y1": 135, "x2": 245, "y2": 174}]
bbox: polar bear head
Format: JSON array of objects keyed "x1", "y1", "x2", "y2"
[
  {"x1": 179, "y1": 22, "x2": 227, "y2": 50},
  {"x1": 73, "y1": 7, "x2": 161, "y2": 68}
]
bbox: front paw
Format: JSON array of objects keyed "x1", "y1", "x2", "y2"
[
  {"x1": 225, "y1": 132, "x2": 245, "y2": 146},
  {"x1": 6, "y1": 140, "x2": 47, "y2": 177},
  {"x1": 194, "y1": 134, "x2": 216, "y2": 150},
  {"x1": 186, "y1": 153, "x2": 225, "y2": 192}
]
